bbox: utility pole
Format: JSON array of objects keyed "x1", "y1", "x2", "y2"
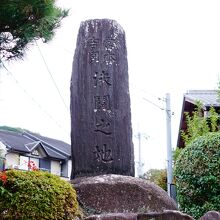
[
  {"x1": 165, "y1": 93, "x2": 173, "y2": 197},
  {"x1": 137, "y1": 131, "x2": 144, "y2": 177},
  {"x1": 141, "y1": 93, "x2": 174, "y2": 196},
  {"x1": 137, "y1": 131, "x2": 143, "y2": 177},
  {"x1": 135, "y1": 123, "x2": 148, "y2": 178}
]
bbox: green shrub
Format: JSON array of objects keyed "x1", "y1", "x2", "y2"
[
  {"x1": 0, "y1": 169, "x2": 79, "y2": 219},
  {"x1": 181, "y1": 103, "x2": 218, "y2": 147},
  {"x1": 143, "y1": 169, "x2": 167, "y2": 191},
  {"x1": 174, "y1": 132, "x2": 220, "y2": 219}
]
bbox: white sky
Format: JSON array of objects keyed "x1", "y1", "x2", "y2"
[{"x1": 1, "y1": 0, "x2": 220, "y2": 173}]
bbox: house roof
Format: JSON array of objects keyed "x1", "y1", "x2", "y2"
[
  {"x1": 23, "y1": 132, "x2": 71, "y2": 157},
  {"x1": 184, "y1": 90, "x2": 220, "y2": 109},
  {"x1": 0, "y1": 130, "x2": 30, "y2": 153},
  {"x1": 0, "y1": 129, "x2": 71, "y2": 160},
  {"x1": 177, "y1": 90, "x2": 220, "y2": 148}
]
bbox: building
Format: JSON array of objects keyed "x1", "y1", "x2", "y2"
[
  {"x1": 0, "y1": 127, "x2": 71, "y2": 179},
  {"x1": 177, "y1": 90, "x2": 220, "y2": 148}
]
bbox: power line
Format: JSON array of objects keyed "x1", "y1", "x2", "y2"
[
  {"x1": 35, "y1": 40, "x2": 69, "y2": 112},
  {"x1": 131, "y1": 84, "x2": 175, "y2": 114},
  {"x1": 1, "y1": 63, "x2": 70, "y2": 137},
  {"x1": 130, "y1": 83, "x2": 162, "y2": 101},
  {"x1": 142, "y1": 97, "x2": 164, "y2": 111},
  {"x1": 130, "y1": 83, "x2": 166, "y2": 111}
]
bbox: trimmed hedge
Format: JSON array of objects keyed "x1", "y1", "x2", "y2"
[
  {"x1": 174, "y1": 132, "x2": 220, "y2": 219},
  {"x1": 0, "y1": 170, "x2": 79, "y2": 219}
]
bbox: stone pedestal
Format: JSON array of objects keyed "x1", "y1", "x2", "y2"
[
  {"x1": 85, "y1": 211, "x2": 195, "y2": 220},
  {"x1": 71, "y1": 174, "x2": 177, "y2": 215},
  {"x1": 199, "y1": 211, "x2": 220, "y2": 220}
]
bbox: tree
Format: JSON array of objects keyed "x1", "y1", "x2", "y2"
[
  {"x1": 181, "y1": 102, "x2": 219, "y2": 147},
  {"x1": 0, "y1": 0, "x2": 68, "y2": 62},
  {"x1": 143, "y1": 169, "x2": 167, "y2": 191},
  {"x1": 174, "y1": 103, "x2": 220, "y2": 218},
  {"x1": 174, "y1": 132, "x2": 220, "y2": 219},
  {"x1": 0, "y1": 125, "x2": 31, "y2": 134}
]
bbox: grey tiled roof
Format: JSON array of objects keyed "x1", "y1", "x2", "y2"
[
  {"x1": 0, "y1": 129, "x2": 71, "y2": 160},
  {"x1": 184, "y1": 90, "x2": 220, "y2": 108},
  {"x1": 23, "y1": 132, "x2": 71, "y2": 156},
  {"x1": 0, "y1": 130, "x2": 30, "y2": 153},
  {"x1": 43, "y1": 146, "x2": 67, "y2": 160}
]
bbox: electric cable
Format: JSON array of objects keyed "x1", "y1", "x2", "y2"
[
  {"x1": 1, "y1": 62, "x2": 70, "y2": 137},
  {"x1": 35, "y1": 40, "x2": 69, "y2": 112}
]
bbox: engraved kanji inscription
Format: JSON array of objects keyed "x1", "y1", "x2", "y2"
[
  {"x1": 93, "y1": 144, "x2": 113, "y2": 163},
  {"x1": 87, "y1": 37, "x2": 100, "y2": 63},
  {"x1": 103, "y1": 38, "x2": 118, "y2": 65},
  {"x1": 94, "y1": 113, "x2": 112, "y2": 135},
  {"x1": 89, "y1": 51, "x2": 99, "y2": 64},
  {"x1": 71, "y1": 19, "x2": 134, "y2": 178},
  {"x1": 94, "y1": 95, "x2": 110, "y2": 111},
  {"x1": 104, "y1": 38, "x2": 118, "y2": 51},
  {"x1": 104, "y1": 53, "x2": 117, "y2": 65},
  {"x1": 93, "y1": 70, "x2": 111, "y2": 87},
  {"x1": 88, "y1": 37, "x2": 99, "y2": 50}
]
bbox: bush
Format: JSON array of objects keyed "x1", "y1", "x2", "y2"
[
  {"x1": 174, "y1": 132, "x2": 220, "y2": 219},
  {"x1": 0, "y1": 169, "x2": 80, "y2": 219},
  {"x1": 143, "y1": 169, "x2": 167, "y2": 191}
]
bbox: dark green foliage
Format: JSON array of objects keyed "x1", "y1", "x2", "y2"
[
  {"x1": 0, "y1": 126, "x2": 24, "y2": 133},
  {"x1": 0, "y1": 0, "x2": 68, "y2": 62},
  {"x1": 0, "y1": 170, "x2": 79, "y2": 219},
  {"x1": 0, "y1": 125, "x2": 35, "y2": 134},
  {"x1": 181, "y1": 102, "x2": 213, "y2": 147},
  {"x1": 174, "y1": 132, "x2": 220, "y2": 219},
  {"x1": 181, "y1": 103, "x2": 219, "y2": 147},
  {"x1": 172, "y1": 147, "x2": 182, "y2": 165},
  {"x1": 143, "y1": 169, "x2": 167, "y2": 191}
]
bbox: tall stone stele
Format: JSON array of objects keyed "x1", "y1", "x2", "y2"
[{"x1": 70, "y1": 19, "x2": 134, "y2": 179}]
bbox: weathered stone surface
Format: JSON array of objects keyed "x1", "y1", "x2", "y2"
[
  {"x1": 70, "y1": 19, "x2": 134, "y2": 179},
  {"x1": 199, "y1": 211, "x2": 220, "y2": 220},
  {"x1": 138, "y1": 210, "x2": 195, "y2": 220},
  {"x1": 71, "y1": 174, "x2": 177, "y2": 215},
  {"x1": 85, "y1": 211, "x2": 195, "y2": 220},
  {"x1": 85, "y1": 213, "x2": 137, "y2": 220}
]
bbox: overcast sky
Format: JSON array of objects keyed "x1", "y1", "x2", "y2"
[{"x1": 1, "y1": 0, "x2": 220, "y2": 173}]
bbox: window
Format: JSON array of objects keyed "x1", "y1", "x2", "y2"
[
  {"x1": 19, "y1": 156, "x2": 29, "y2": 170},
  {"x1": 39, "y1": 158, "x2": 51, "y2": 172},
  {"x1": 30, "y1": 157, "x2": 39, "y2": 168},
  {"x1": 19, "y1": 156, "x2": 39, "y2": 170}
]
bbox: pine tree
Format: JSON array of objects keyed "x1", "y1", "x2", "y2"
[{"x1": 0, "y1": 0, "x2": 68, "y2": 62}]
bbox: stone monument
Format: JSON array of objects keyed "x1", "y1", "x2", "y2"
[{"x1": 70, "y1": 19, "x2": 134, "y2": 178}]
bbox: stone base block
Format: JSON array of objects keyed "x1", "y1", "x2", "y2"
[{"x1": 71, "y1": 174, "x2": 177, "y2": 215}]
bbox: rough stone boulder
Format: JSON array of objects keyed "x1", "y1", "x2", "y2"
[
  {"x1": 71, "y1": 174, "x2": 177, "y2": 215},
  {"x1": 85, "y1": 211, "x2": 194, "y2": 220},
  {"x1": 85, "y1": 213, "x2": 137, "y2": 220},
  {"x1": 138, "y1": 210, "x2": 195, "y2": 220},
  {"x1": 199, "y1": 211, "x2": 220, "y2": 220}
]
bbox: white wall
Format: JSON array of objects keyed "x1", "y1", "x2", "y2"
[
  {"x1": 4, "y1": 149, "x2": 71, "y2": 180},
  {"x1": 68, "y1": 159, "x2": 72, "y2": 179},
  {"x1": 0, "y1": 142, "x2": 7, "y2": 157},
  {"x1": 5, "y1": 152, "x2": 19, "y2": 169},
  {"x1": 51, "y1": 160, "x2": 61, "y2": 176}
]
